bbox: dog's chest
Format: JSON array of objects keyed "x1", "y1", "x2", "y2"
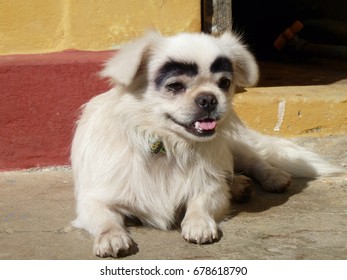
[{"x1": 145, "y1": 139, "x2": 233, "y2": 192}]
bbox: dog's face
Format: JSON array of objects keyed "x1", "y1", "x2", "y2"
[{"x1": 101, "y1": 31, "x2": 258, "y2": 141}]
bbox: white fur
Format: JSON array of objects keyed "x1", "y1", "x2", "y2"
[{"x1": 71, "y1": 31, "x2": 341, "y2": 258}]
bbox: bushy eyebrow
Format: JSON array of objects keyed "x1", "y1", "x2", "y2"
[
  {"x1": 154, "y1": 59, "x2": 198, "y2": 88},
  {"x1": 210, "y1": 56, "x2": 232, "y2": 73}
]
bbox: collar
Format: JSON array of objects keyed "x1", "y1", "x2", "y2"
[{"x1": 148, "y1": 136, "x2": 166, "y2": 155}]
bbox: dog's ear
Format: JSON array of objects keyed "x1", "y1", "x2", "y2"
[
  {"x1": 219, "y1": 32, "x2": 259, "y2": 87},
  {"x1": 100, "y1": 30, "x2": 162, "y2": 86}
]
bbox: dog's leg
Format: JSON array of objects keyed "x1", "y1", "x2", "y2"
[
  {"x1": 230, "y1": 174, "x2": 254, "y2": 202},
  {"x1": 181, "y1": 189, "x2": 229, "y2": 244},
  {"x1": 75, "y1": 199, "x2": 133, "y2": 258},
  {"x1": 233, "y1": 141, "x2": 291, "y2": 192},
  {"x1": 250, "y1": 162, "x2": 292, "y2": 193}
]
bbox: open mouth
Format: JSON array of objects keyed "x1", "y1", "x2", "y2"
[{"x1": 168, "y1": 115, "x2": 218, "y2": 137}]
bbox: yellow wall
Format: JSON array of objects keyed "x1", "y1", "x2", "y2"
[{"x1": 0, "y1": 0, "x2": 201, "y2": 55}]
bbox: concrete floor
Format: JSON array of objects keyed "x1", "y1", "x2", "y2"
[{"x1": 0, "y1": 135, "x2": 346, "y2": 260}]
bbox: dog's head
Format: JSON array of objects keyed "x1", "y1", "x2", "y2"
[{"x1": 101, "y1": 31, "x2": 258, "y2": 141}]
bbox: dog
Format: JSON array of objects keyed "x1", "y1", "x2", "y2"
[{"x1": 71, "y1": 31, "x2": 340, "y2": 258}]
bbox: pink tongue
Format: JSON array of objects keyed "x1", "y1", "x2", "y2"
[{"x1": 197, "y1": 120, "x2": 217, "y2": 130}]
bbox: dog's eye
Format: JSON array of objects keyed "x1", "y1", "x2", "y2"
[
  {"x1": 165, "y1": 82, "x2": 186, "y2": 93},
  {"x1": 218, "y1": 78, "x2": 231, "y2": 90}
]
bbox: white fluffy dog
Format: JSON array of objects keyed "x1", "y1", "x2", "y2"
[{"x1": 71, "y1": 31, "x2": 339, "y2": 258}]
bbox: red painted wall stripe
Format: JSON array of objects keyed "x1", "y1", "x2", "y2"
[{"x1": 0, "y1": 50, "x2": 114, "y2": 170}]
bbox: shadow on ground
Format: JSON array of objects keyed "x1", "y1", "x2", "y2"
[{"x1": 231, "y1": 178, "x2": 313, "y2": 215}]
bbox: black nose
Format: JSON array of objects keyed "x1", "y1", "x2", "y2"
[{"x1": 195, "y1": 93, "x2": 218, "y2": 112}]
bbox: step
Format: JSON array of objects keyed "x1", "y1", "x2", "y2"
[
  {"x1": 234, "y1": 84, "x2": 347, "y2": 137},
  {"x1": 1, "y1": 52, "x2": 346, "y2": 170},
  {"x1": 0, "y1": 50, "x2": 113, "y2": 170}
]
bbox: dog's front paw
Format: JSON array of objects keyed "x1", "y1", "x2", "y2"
[
  {"x1": 260, "y1": 168, "x2": 291, "y2": 193},
  {"x1": 181, "y1": 216, "x2": 219, "y2": 244},
  {"x1": 94, "y1": 229, "x2": 133, "y2": 258}
]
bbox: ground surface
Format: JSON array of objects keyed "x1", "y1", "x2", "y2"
[{"x1": 0, "y1": 135, "x2": 346, "y2": 260}]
